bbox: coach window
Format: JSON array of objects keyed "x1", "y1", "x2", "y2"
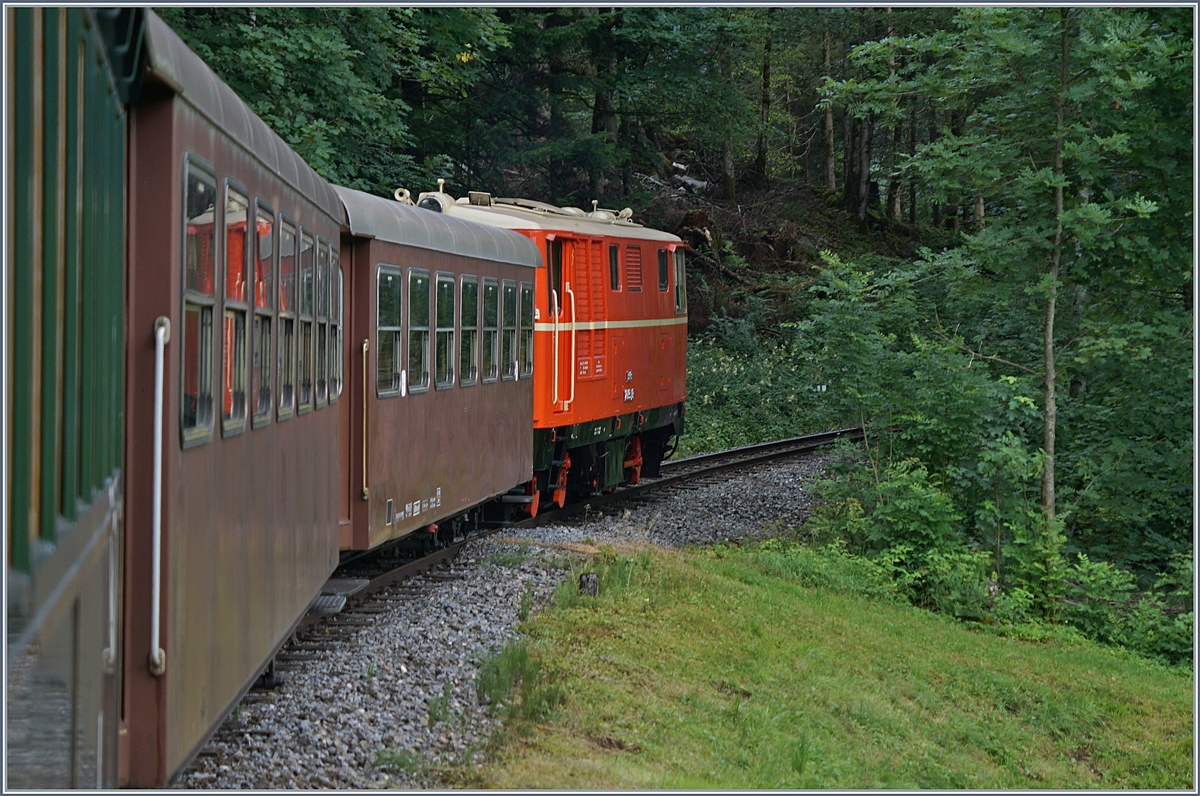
[
  {"x1": 674, "y1": 249, "x2": 688, "y2": 315},
  {"x1": 482, "y1": 278, "x2": 499, "y2": 383},
  {"x1": 377, "y1": 265, "x2": 402, "y2": 396},
  {"x1": 251, "y1": 202, "x2": 274, "y2": 428},
  {"x1": 182, "y1": 159, "x2": 216, "y2": 443},
  {"x1": 609, "y1": 244, "x2": 620, "y2": 291},
  {"x1": 222, "y1": 184, "x2": 250, "y2": 436},
  {"x1": 546, "y1": 239, "x2": 563, "y2": 316},
  {"x1": 519, "y1": 282, "x2": 534, "y2": 378},
  {"x1": 459, "y1": 277, "x2": 479, "y2": 386},
  {"x1": 657, "y1": 247, "x2": 669, "y2": 292},
  {"x1": 501, "y1": 280, "x2": 518, "y2": 380},
  {"x1": 408, "y1": 270, "x2": 431, "y2": 393},
  {"x1": 435, "y1": 274, "x2": 455, "y2": 390},
  {"x1": 625, "y1": 246, "x2": 642, "y2": 291},
  {"x1": 297, "y1": 229, "x2": 315, "y2": 413},
  {"x1": 330, "y1": 256, "x2": 342, "y2": 400},
  {"x1": 315, "y1": 241, "x2": 330, "y2": 408},
  {"x1": 277, "y1": 219, "x2": 296, "y2": 419}
]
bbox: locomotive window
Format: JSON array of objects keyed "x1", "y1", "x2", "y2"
[
  {"x1": 674, "y1": 250, "x2": 688, "y2": 315},
  {"x1": 459, "y1": 277, "x2": 479, "y2": 386},
  {"x1": 658, "y1": 247, "x2": 669, "y2": 292},
  {"x1": 377, "y1": 265, "x2": 402, "y2": 396},
  {"x1": 482, "y1": 278, "x2": 499, "y2": 383},
  {"x1": 520, "y1": 282, "x2": 534, "y2": 378},
  {"x1": 501, "y1": 280, "x2": 517, "y2": 380},
  {"x1": 408, "y1": 270, "x2": 431, "y2": 393},
  {"x1": 609, "y1": 244, "x2": 620, "y2": 291},
  {"x1": 222, "y1": 184, "x2": 250, "y2": 435},
  {"x1": 182, "y1": 159, "x2": 216, "y2": 443},
  {"x1": 547, "y1": 239, "x2": 563, "y2": 316},
  {"x1": 277, "y1": 219, "x2": 296, "y2": 420},
  {"x1": 625, "y1": 246, "x2": 642, "y2": 291},
  {"x1": 315, "y1": 240, "x2": 329, "y2": 408},
  {"x1": 252, "y1": 203, "x2": 274, "y2": 427},
  {"x1": 330, "y1": 255, "x2": 342, "y2": 401},
  {"x1": 297, "y1": 229, "x2": 315, "y2": 413},
  {"x1": 435, "y1": 274, "x2": 455, "y2": 390}
]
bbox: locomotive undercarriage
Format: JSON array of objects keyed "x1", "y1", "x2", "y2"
[{"x1": 530, "y1": 402, "x2": 685, "y2": 516}]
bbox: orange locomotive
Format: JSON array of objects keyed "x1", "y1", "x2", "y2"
[{"x1": 406, "y1": 186, "x2": 687, "y2": 515}]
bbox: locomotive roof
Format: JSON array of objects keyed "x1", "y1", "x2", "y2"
[
  {"x1": 335, "y1": 186, "x2": 543, "y2": 269},
  {"x1": 142, "y1": 11, "x2": 345, "y2": 226},
  {"x1": 415, "y1": 191, "x2": 683, "y2": 244}
]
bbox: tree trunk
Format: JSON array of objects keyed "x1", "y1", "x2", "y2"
[
  {"x1": 823, "y1": 28, "x2": 837, "y2": 192},
  {"x1": 856, "y1": 115, "x2": 872, "y2": 223},
  {"x1": 1041, "y1": 8, "x2": 1070, "y2": 529},
  {"x1": 750, "y1": 13, "x2": 772, "y2": 189}
]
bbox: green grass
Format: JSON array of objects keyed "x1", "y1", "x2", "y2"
[{"x1": 465, "y1": 545, "x2": 1194, "y2": 789}]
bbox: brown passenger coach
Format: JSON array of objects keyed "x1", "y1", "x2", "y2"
[
  {"x1": 336, "y1": 187, "x2": 539, "y2": 552},
  {"x1": 123, "y1": 16, "x2": 345, "y2": 785}
]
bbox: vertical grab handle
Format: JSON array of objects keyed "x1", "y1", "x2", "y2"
[
  {"x1": 361, "y1": 339, "x2": 369, "y2": 500},
  {"x1": 550, "y1": 289, "x2": 560, "y2": 406},
  {"x1": 149, "y1": 317, "x2": 169, "y2": 677},
  {"x1": 564, "y1": 283, "x2": 577, "y2": 411}
]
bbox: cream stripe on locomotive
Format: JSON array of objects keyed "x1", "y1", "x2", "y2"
[{"x1": 533, "y1": 316, "x2": 688, "y2": 333}]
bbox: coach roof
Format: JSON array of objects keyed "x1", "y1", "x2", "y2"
[{"x1": 335, "y1": 186, "x2": 542, "y2": 269}]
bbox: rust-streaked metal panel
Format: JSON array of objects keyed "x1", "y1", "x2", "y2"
[
  {"x1": 141, "y1": 10, "x2": 344, "y2": 227},
  {"x1": 335, "y1": 185, "x2": 542, "y2": 270}
]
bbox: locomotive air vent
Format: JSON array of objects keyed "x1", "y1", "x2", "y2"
[{"x1": 468, "y1": 191, "x2": 492, "y2": 206}]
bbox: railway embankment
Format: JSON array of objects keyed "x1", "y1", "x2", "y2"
[{"x1": 174, "y1": 448, "x2": 1191, "y2": 789}]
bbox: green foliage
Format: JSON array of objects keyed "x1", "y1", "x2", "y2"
[
  {"x1": 428, "y1": 681, "x2": 454, "y2": 726},
  {"x1": 679, "y1": 329, "x2": 834, "y2": 457},
  {"x1": 374, "y1": 747, "x2": 426, "y2": 775},
  {"x1": 554, "y1": 548, "x2": 654, "y2": 610},
  {"x1": 750, "y1": 538, "x2": 908, "y2": 604},
  {"x1": 475, "y1": 640, "x2": 566, "y2": 723}
]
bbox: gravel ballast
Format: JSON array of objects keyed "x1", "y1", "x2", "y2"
[{"x1": 172, "y1": 454, "x2": 831, "y2": 789}]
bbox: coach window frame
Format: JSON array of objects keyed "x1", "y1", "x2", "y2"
[
  {"x1": 221, "y1": 179, "x2": 251, "y2": 438},
  {"x1": 519, "y1": 281, "x2": 534, "y2": 378},
  {"x1": 251, "y1": 198, "x2": 275, "y2": 429},
  {"x1": 501, "y1": 279, "x2": 518, "y2": 381},
  {"x1": 314, "y1": 238, "x2": 330, "y2": 409},
  {"x1": 674, "y1": 249, "x2": 688, "y2": 315},
  {"x1": 407, "y1": 268, "x2": 432, "y2": 393},
  {"x1": 481, "y1": 277, "x2": 499, "y2": 384},
  {"x1": 181, "y1": 154, "x2": 217, "y2": 448},
  {"x1": 376, "y1": 264, "x2": 403, "y2": 397},
  {"x1": 434, "y1": 272, "x2": 456, "y2": 390},
  {"x1": 296, "y1": 227, "x2": 315, "y2": 414},
  {"x1": 459, "y1": 275, "x2": 479, "y2": 387},
  {"x1": 276, "y1": 216, "x2": 297, "y2": 420},
  {"x1": 330, "y1": 254, "x2": 343, "y2": 400}
]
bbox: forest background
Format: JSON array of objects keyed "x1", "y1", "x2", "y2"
[{"x1": 160, "y1": 6, "x2": 1193, "y2": 664}]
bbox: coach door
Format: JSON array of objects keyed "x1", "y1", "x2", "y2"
[{"x1": 546, "y1": 237, "x2": 574, "y2": 413}]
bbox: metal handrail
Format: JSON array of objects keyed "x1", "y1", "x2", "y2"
[
  {"x1": 564, "y1": 282, "x2": 577, "y2": 411},
  {"x1": 361, "y1": 339, "x2": 369, "y2": 500},
  {"x1": 550, "y1": 289, "x2": 560, "y2": 406},
  {"x1": 149, "y1": 317, "x2": 169, "y2": 677}
]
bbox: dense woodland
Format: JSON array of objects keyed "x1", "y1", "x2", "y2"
[{"x1": 160, "y1": 7, "x2": 1193, "y2": 663}]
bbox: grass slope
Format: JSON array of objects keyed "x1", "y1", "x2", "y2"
[{"x1": 468, "y1": 547, "x2": 1193, "y2": 789}]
